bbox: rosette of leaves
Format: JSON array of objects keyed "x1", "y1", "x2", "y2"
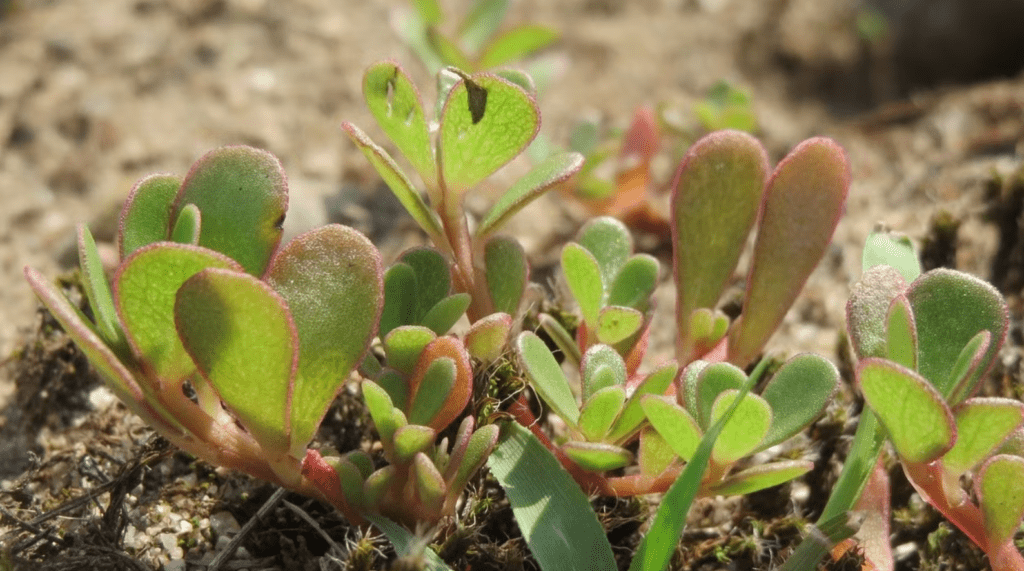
[
  {"x1": 547, "y1": 215, "x2": 659, "y2": 373},
  {"x1": 25, "y1": 146, "x2": 384, "y2": 510},
  {"x1": 515, "y1": 331, "x2": 839, "y2": 497},
  {"x1": 303, "y1": 245, "x2": 499, "y2": 528},
  {"x1": 342, "y1": 60, "x2": 582, "y2": 324},
  {"x1": 672, "y1": 131, "x2": 849, "y2": 367},
  {"x1": 846, "y1": 254, "x2": 1024, "y2": 570}
]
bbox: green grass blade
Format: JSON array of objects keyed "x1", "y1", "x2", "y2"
[
  {"x1": 488, "y1": 422, "x2": 617, "y2": 571},
  {"x1": 364, "y1": 514, "x2": 453, "y2": 571}
]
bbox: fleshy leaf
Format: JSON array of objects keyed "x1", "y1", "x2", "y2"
[
  {"x1": 945, "y1": 331, "x2": 991, "y2": 407},
  {"x1": 77, "y1": 225, "x2": 125, "y2": 352},
  {"x1": 581, "y1": 344, "x2": 626, "y2": 401},
  {"x1": 710, "y1": 390, "x2": 772, "y2": 465},
  {"x1": 115, "y1": 243, "x2": 242, "y2": 386},
  {"x1": 447, "y1": 423, "x2": 499, "y2": 502},
  {"x1": 342, "y1": 123, "x2": 445, "y2": 240},
  {"x1": 516, "y1": 331, "x2": 580, "y2": 425},
  {"x1": 464, "y1": 312, "x2": 512, "y2": 363},
  {"x1": 175, "y1": 268, "x2": 297, "y2": 454},
  {"x1": 857, "y1": 358, "x2": 954, "y2": 464},
  {"x1": 362, "y1": 381, "x2": 407, "y2": 446},
  {"x1": 363, "y1": 466, "x2": 396, "y2": 509},
  {"x1": 976, "y1": 455, "x2": 1024, "y2": 546},
  {"x1": 907, "y1": 269, "x2": 1007, "y2": 402},
  {"x1": 383, "y1": 326, "x2": 437, "y2": 375},
  {"x1": 885, "y1": 295, "x2": 917, "y2": 370},
  {"x1": 688, "y1": 308, "x2": 730, "y2": 358},
  {"x1": 478, "y1": 24, "x2": 559, "y2": 68},
  {"x1": 577, "y1": 385, "x2": 626, "y2": 442},
  {"x1": 606, "y1": 361, "x2": 677, "y2": 444},
  {"x1": 265, "y1": 225, "x2": 383, "y2": 453},
  {"x1": 758, "y1": 354, "x2": 839, "y2": 450},
  {"x1": 847, "y1": 265, "x2": 908, "y2": 359},
  {"x1": 561, "y1": 441, "x2": 633, "y2": 472},
  {"x1": 595, "y1": 306, "x2": 644, "y2": 347},
  {"x1": 607, "y1": 254, "x2": 659, "y2": 311},
  {"x1": 641, "y1": 394, "x2": 702, "y2": 462},
  {"x1": 945, "y1": 398, "x2": 1024, "y2": 476},
  {"x1": 407, "y1": 357, "x2": 457, "y2": 427},
  {"x1": 477, "y1": 152, "x2": 584, "y2": 238},
  {"x1": 381, "y1": 263, "x2": 418, "y2": 339},
  {"x1": 393, "y1": 425, "x2": 437, "y2": 463},
  {"x1": 729, "y1": 137, "x2": 850, "y2": 367},
  {"x1": 412, "y1": 452, "x2": 446, "y2": 513},
  {"x1": 638, "y1": 427, "x2": 677, "y2": 476},
  {"x1": 406, "y1": 337, "x2": 472, "y2": 432},
  {"x1": 324, "y1": 455, "x2": 367, "y2": 511},
  {"x1": 710, "y1": 460, "x2": 813, "y2": 496},
  {"x1": 421, "y1": 293, "x2": 471, "y2": 335},
  {"x1": 484, "y1": 236, "x2": 528, "y2": 316},
  {"x1": 438, "y1": 72, "x2": 539, "y2": 193},
  {"x1": 376, "y1": 369, "x2": 410, "y2": 412},
  {"x1": 401, "y1": 248, "x2": 452, "y2": 319},
  {"x1": 692, "y1": 362, "x2": 746, "y2": 429},
  {"x1": 362, "y1": 62, "x2": 436, "y2": 181},
  {"x1": 561, "y1": 243, "x2": 603, "y2": 328},
  {"x1": 172, "y1": 146, "x2": 288, "y2": 276},
  {"x1": 577, "y1": 217, "x2": 632, "y2": 288},
  {"x1": 118, "y1": 173, "x2": 180, "y2": 259},
  {"x1": 170, "y1": 204, "x2": 201, "y2": 245},
  {"x1": 863, "y1": 229, "x2": 921, "y2": 282},
  {"x1": 672, "y1": 131, "x2": 768, "y2": 361}
]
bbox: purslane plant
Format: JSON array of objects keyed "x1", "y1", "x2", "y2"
[{"x1": 514, "y1": 131, "x2": 848, "y2": 496}]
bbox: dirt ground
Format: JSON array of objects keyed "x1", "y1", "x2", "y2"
[{"x1": 2, "y1": 0, "x2": 1024, "y2": 569}]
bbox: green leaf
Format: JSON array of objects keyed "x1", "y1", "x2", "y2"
[
  {"x1": 581, "y1": 344, "x2": 626, "y2": 401},
  {"x1": 847, "y1": 265, "x2": 908, "y2": 360},
  {"x1": 885, "y1": 295, "x2": 917, "y2": 370},
  {"x1": 730, "y1": 137, "x2": 849, "y2": 367},
  {"x1": 324, "y1": 455, "x2": 367, "y2": 511},
  {"x1": 465, "y1": 312, "x2": 512, "y2": 363},
  {"x1": 407, "y1": 357, "x2": 457, "y2": 426},
  {"x1": 710, "y1": 390, "x2": 772, "y2": 465},
  {"x1": 561, "y1": 243, "x2": 603, "y2": 328},
  {"x1": 172, "y1": 146, "x2": 288, "y2": 276},
  {"x1": 77, "y1": 225, "x2": 125, "y2": 353},
  {"x1": 115, "y1": 243, "x2": 242, "y2": 385},
  {"x1": 515, "y1": 331, "x2": 580, "y2": 426},
  {"x1": 562, "y1": 441, "x2": 632, "y2": 472},
  {"x1": 393, "y1": 424, "x2": 437, "y2": 463},
  {"x1": 457, "y1": 0, "x2": 508, "y2": 54},
  {"x1": 945, "y1": 331, "x2": 991, "y2": 406},
  {"x1": 412, "y1": 452, "x2": 446, "y2": 513},
  {"x1": 170, "y1": 203, "x2": 200, "y2": 245},
  {"x1": 363, "y1": 381, "x2": 407, "y2": 447},
  {"x1": 977, "y1": 455, "x2": 1024, "y2": 546},
  {"x1": 477, "y1": 152, "x2": 583, "y2": 238},
  {"x1": 641, "y1": 395, "x2": 702, "y2": 462},
  {"x1": 858, "y1": 358, "x2": 954, "y2": 464},
  {"x1": 421, "y1": 293, "x2": 471, "y2": 335},
  {"x1": 638, "y1": 428, "x2": 677, "y2": 476},
  {"x1": 488, "y1": 422, "x2": 617, "y2": 571},
  {"x1": 692, "y1": 362, "x2": 746, "y2": 429},
  {"x1": 447, "y1": 422, "x2": 500, "y2": 501},
  {"x1": 577, "y1": 217, "x2": 632, "y2": 288},
  {"x1": 376, "y1": 368, "x2": 409, "y2": 411},
  {"x1": 606, "y1": 362, "x2": 678, "y2": 444},
  {"x1": 578, "y1": 385, "x2": 626, "y2": 442},
  {"x1": 607, "y1": 254, "x2": 659, "y2": 311},
  {"x1": 342, "y1": 123, "x2": 445, "y2": 241},
  {"x1": 944, "y1": 398, "x2": 1024, "y2": 476},
  {"x1": 266, "y1": 225, "x2": 383, "y2": 453},
  {"x1": 758, "y1": 354, "x2": 839, "y2": 450},
  {"x1": 484, "y1": 236, "x2": 528, "y2": 315},
  {"x1": 687, "y1": 308, "x2": 730, "y2": 357},
  {"x1": 407, "y1": 337, "x2": 473, "y2": 432},
  {"x1": 908, "y1": 269, "x2": 1007, "y2": 402},
  {"x1": 428, "y1": 28, "x2": 474, "y2": 70},
  {"x1": 401, "y1": 248, "x2": 453, "y2": 319},
  {"x1": 384, "y1": 326, "x2": 437, "y2": 375},
  {"x1": 381, "y1": 263, "x2": 418, "y2": 339},
  {"x1": 438, "y1": 73, "x2": 539, "y2": 193},
  {"x1": 493, "y1": 68, "x2": 536, "y2": 96},
  {"x1": 363, "y1": 466, "x2": 396, "y2": 509},
  {"x1": 364, "y1": 514, "x2": 454, "y2": 571},
  {"x1": 118, "y1": 173, "x2": 180, "y2": 259},
  {"x1": 478, "y1": 24, "x2": 559, "y2": 68},
  {"x1": 595, "y1": 306, "x2": 644, "y2": 346},
  {"x1": 863, "y1": 229, "x2": 921, "y2": 282},
  {"x1": 672, "y1": 131, "x2": 768, "y2": 361},
  {"x1": 175, "y1": 268, "x2": 297, "y2": 454},
  {"x1": 710, "y1": 460, "x2": 813, "y2": 496},
  {"x1": 362, "y1": 62, "x2": 436, "y2": 182}
]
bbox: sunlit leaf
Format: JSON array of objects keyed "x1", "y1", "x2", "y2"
[
  {"x1": 465, "y1": 312, "x2": 512, "y2": 363},
  {"x1": 606, "y1": 362, "x2": 677, "y2": 444},
  {"x1": 945, "y1": 398, "x2": 1024, "y2": 476},
  {"x1": 581, "y1": 344, "x2": 626, "y2": 401},
  {"x1": 484, "y1": 236, "x2": 528, "y2": 316},
  {"x1": 863, "y1": 229, "x2": 921, "y2": 282},
  {"x1": 477, "y1": 152, "x2": 583, "y2": 238},
  {"x1": 478, "y1": 24, "x2": 559, "y2": 69},
  {"x1": 847, "y1": 265, "x2": 908, "y2": 360},
  {"x1": 578, "y1": 385, "x2": 626, "y2": 442},
  {"x1": 710, "y1": 460, "x2": 813, "y2": 496},
  {"x1": 118, "y1": 173, "x2": 180, "y2": 259},
  {"x1": 758, "y1": 354, "x2": 839, "y2": 450},
  {"x1": 641, "y1": 395, "x2": 702, "y2": 462},
  {"x1": 577, "y1": 217, "x2": 632, "y2": 288},
  {"x1": 562, "y1": 242, "x2": 603, "y2": 328},
  {"x1": 516, "y1": 331, "x2": 580, "y2": 425},
  {"x1": 362, "y1": 61, "x2": 436, "y2": 182},
  {"x1": 561, "y1": 441, "x2": 632, "y2": 472},
  {"x1": 710, "y1": 390, "x2": 771, "y2": 465},
  {"x1": 976, "y1": 455, "x2": 1024, "y2": 547}
]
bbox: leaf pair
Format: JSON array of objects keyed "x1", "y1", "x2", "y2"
[
  {"x1": 672, "y1": 132, "x2": 850, "y2": 366},
  {"x1": 641, "y1": 354, "x2": 838, "y2": 495}
]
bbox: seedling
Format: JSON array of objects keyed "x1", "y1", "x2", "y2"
[{"x1": 343, "y1": 61, "x2": 582, "y2": 325}]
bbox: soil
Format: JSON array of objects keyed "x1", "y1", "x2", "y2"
[{"x1": 2, "y1": 0, "x2": 1024, "y2": 570}]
